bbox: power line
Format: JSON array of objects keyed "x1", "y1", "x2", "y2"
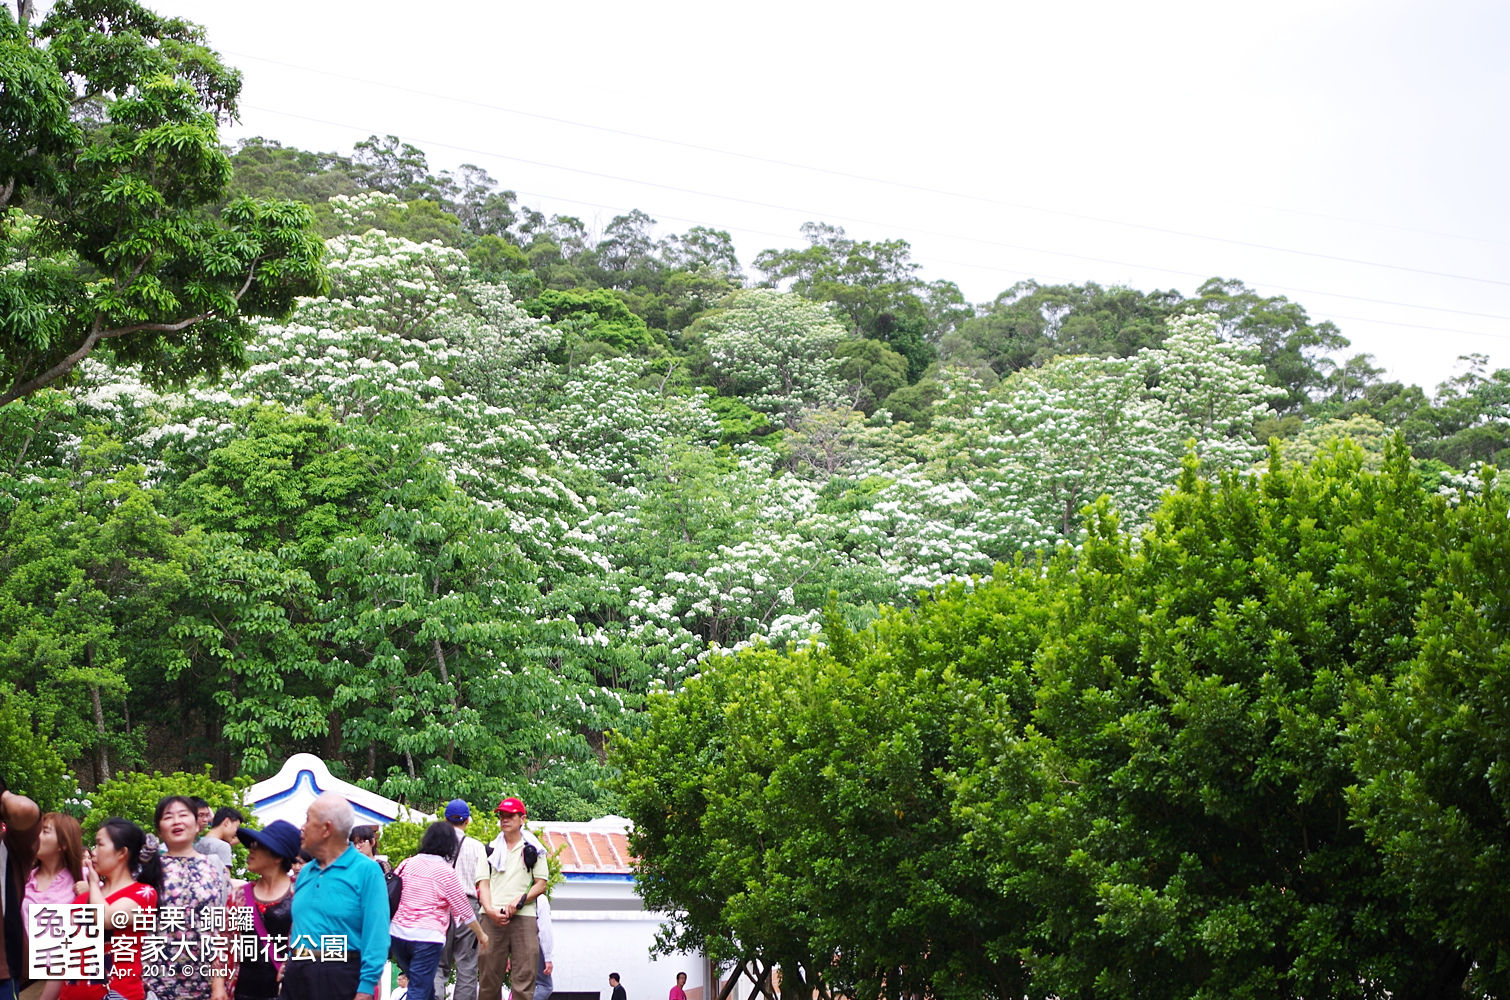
[
  {"x1": 1256, "y1": 202, "x2": 1510, "y2": 249},
  {"x1": 241, "y1": 103, "x2": 1510, "y2": 342},
  {"x1": 225, "y1": 48, "x2": 1510, "y2": 286}
]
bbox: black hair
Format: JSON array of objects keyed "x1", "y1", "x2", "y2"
[
  {"x1": 417, "y1": 820, "x2": 459, "y2": 863},
  {"x1": 188, "y1": 796, "x2": 209, "y2": 812},
  {"x1": 100, "y1": 818, "x2": 162, "y2": 894},
  {"x1": 211, "y1": 806, "x2": 243, "y2": 826},
  {"x1": 350, "y1": 824, "x2": 380, "y2": 844},
  {"x1": 610, "y1": 974, "x2": 621, "y2": 983},
  {"x1": 154, "y1": 795, "x2": 197, "y2": 830}
]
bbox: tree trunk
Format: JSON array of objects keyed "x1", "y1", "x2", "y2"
[
  {"x1": 89, "y1": 683, "x2": 111, "y2": 783},
  {"x1": 8, "y1": 414, "x2": 39, "y2": 472},
  {"x1": 433, "y1": 636, "x2": 457, "y2": 763},
  {"x1": 323, "y1": 709, "x2": 342, "y2": 760}
]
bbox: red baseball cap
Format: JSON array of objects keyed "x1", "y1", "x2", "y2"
[{"x1": 495, "y1": 796, "x2": 527, "y2": 816}]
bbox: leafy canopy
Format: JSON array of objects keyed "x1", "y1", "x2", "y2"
[{"x1": 0, "y1": 0, "x2": 325, "y2": 405}]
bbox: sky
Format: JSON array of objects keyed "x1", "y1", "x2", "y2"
[{"x1": 156, "y1": 0, "x2": 1510, "y2": 392}]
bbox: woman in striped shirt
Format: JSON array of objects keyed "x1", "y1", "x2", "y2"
[{"x1": 390, "y1": 822, "x2": 490, "y2": 1000}]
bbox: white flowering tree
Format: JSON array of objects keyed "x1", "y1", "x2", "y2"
[
  {"x1": 692, "y1": 289, "x2": 847, "y2": 427},
  {"x1": 0, "y1": 183, "x2": 1295, "y2": 815},
  {"x1": 921, "y1": 315, "x2": 1273, "y2": 545}
]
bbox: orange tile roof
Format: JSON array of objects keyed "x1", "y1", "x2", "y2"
[{"x1": 542, "y1": 829, "x2": 635, "y2": 875}]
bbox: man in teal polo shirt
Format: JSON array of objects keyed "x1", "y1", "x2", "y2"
[{"x1": 285, "y1": 792, "x2": 390, "y2": 1000}]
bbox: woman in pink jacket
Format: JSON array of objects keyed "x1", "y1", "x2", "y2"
[{"x1": 390, "y1": 822, "x2": 491, "y2": 1000}]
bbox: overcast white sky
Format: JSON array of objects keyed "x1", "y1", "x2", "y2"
[{"x1": 160, "y1": 0, "x2": 1510, "y2": 392}]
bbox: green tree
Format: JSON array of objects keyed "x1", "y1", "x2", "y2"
[
  {"x1": 522, "y1": 288, "x2": 652, "y2": 354},
  {"x1": 435, "y1": 162, "x2": 518, "y2": 238},
  {"x1": 661, "y1": 226, "x2": 743, "y2": 280},
  {"x1": 0, "y1": 459, "x2": 197, "y2": 784},
  {"x1": 80, "y1": 766, "x2": 248, "y2": 833},
  {"x1": 1402, "y1": 355, "x2": 1510, "y2": 469},
  {"x1": 1348, "y1": 464, "x2": 1510, "y2": 995},
  {"x1": 754, "y1": 222, "x2": 923, "y2": 340},
  {"x1": 0, "y1": 679, "x2": 72, "y2": 810},
  {"x1": 834, "y1": 338, "x2": 908, "y2": 414},
  {"x1": 1186, "y1": 277, "x2": 1348, "y2": 413},
  {"x1": 592, "y1": 209, "x2": 663, "y2": 289},
  {"x1": 350, "y1": 133, "x2": 432, "y2": 199},
  {"x1": 0, "y1": 0, "x2": 325, "y2": 405},
  {"x1": 941, "y1": 280, "x2": 1182, "y2": 376},
  {"x1": 225, "y1": 138, "x2": 365, "y2": 219},
  {"x1": 620, "y1": 440, "x2": 1492, "y2": 998},
  {"x1": 690, "y1": 289, "x2": 846, "y2": 428}
]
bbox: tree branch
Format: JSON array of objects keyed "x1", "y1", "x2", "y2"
[{"x1": 0, "y1": 259, "x2": 264, "y2": 407}]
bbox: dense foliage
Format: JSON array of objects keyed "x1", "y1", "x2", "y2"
[
  {"x1": 0, "y1": 0, "x2": 325, "y2": 406},
  {"x1": 4, "y1": 0, "x2": 1507, "y2": 856},
  {"x1": 615, "y1": 444, "x2": 1509, "y2": 1000}
]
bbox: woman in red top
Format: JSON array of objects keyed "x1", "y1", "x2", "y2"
[{"x1": 59, "y1": 819, "x2": 160, "y2": 1000}]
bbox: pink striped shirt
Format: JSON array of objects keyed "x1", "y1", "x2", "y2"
[{"x1": 390, "y1": 853, "x2": 474, "y2": 943}]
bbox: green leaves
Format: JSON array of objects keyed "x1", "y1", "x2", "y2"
[
  {"x1": 0, "y1": 0, "x2": 324, "y2": 405},
  {"x1": 618, "y1": 443, "x2": 1504, "y2": 999}
]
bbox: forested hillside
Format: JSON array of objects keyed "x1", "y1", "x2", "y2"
[{"x1": 4, "y1": 2, "x2": 1508, "y2": 820}]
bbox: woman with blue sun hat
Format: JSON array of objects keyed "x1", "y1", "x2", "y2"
[{"x1": 229, "y1": 820, "x2": 300, "y2": 1000}]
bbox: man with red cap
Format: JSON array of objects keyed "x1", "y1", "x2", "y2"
[{"x1": 476, "y1": 797, "x2": 549, "y2": 1000}]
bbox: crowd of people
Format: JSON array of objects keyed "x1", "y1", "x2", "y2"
[{"x1": 2, "y1": 777, "x2": 686, "y2": 1000}]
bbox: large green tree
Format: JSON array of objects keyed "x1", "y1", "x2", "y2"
[
  {"x1": 618, "y1": 439, "x2": 1497, "y2": 999},
  {"x1": 1187, "y1": 278, "x2": 1347, "y2": 414},
  {"x1": 1348, "y1": 463, "x2": 1510, "y2": 994},
  {"x1": 0, "y1": 457, "x2": 197, "y2": 784},
  {"x1": 941, "y1": 280, "x2": 1183, "y2": 376},
  {"x1": 0, "y1": 0, "x2": 324, "y2": 405}
]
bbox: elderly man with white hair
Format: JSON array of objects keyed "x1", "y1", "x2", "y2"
[{"x1": 283, "y1": 791, "x2": 390, "y2": 1000}]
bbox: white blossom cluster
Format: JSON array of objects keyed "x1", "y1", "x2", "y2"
[
  {"x1": 696, "y1": 289, "x2": 847, "y2": 427},
  {"x1": 16, "y1": 200, "x2": 1283, "y2": 705}
]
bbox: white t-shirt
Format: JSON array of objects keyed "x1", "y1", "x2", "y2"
[
  {"x1": 451, "y1": 827, "x2": 486, "y2": 901},
  {"x1": 195, "y1": 836, "x2": 233, "y2": 869}
]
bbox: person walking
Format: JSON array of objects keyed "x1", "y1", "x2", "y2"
[
  {"x1": 1, "y1": 780, "x2": 40, "y2": 1000},
  {"x1": 390, "y1": 822, "x2": 489, "y2": 1000},
  {"x1": 609, "y1": 973, "x2": 626, "y2": 1000},
  {"x1": 143, "y1": 796, "x2": 230, "y2": 1000},
  {"x1": 475, "y1": 798, "x2": 548, "y2": 1000},
  {"x1": 669, "y1": 972, "x2": 688, "y2": 1000},
  {"x1": 349, "y1": 826, "x2": 392, "y2": 877},
  {"x1": 283, "y1": 792, "x2": 389, "y2": 1000},
  {"x1": 195, "y1": 807, "x2": 243, "y2": 873},
  {"x1": 22, "y1": 813, "x2": 84, "y2": 1000},
  {"x1": 59, "y1": 819, "x2": 160, "y2": 1000},
  {"x1": 432, "y1": 800, "x2": 486, "y2": 1000}
]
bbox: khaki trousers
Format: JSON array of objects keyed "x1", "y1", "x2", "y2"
[{"x1": 476, "y1": 913, "x2": 538, "y2": 1000}]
